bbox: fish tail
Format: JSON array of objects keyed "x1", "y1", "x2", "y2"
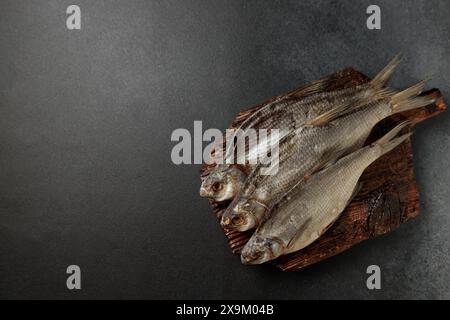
[
  {"x1": 374, "y1": 121, "x2": 413, "y2": 156},
  {"x1": 288, "y1": 77, "x2": 331, "y2": 98},
  {"x1": 370, "y1": 54, "x2": 402, "y2": 89},
  {"x1": 304, "y1": 57, "x2": 403, "y2": 127},
  {"x1": 390, "y1": 81, "x2": 435, "y2": 113},
  {"x1": 352, "y1": 55, "x2": 403, "y2": 110}
]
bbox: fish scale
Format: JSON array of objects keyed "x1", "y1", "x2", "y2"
[
  {"x1": 222, "y1": 80, "x2": 433, "y2": 231},
  {"x1": 240, "y1": 124, "x2": 412, "y2": 264},
  {"x1": 232, "y1": 84, "x2": 385, "y2": 162},
  {"x1": 201, "y1": 56, "x2": 402, "y2": 202},
  {"x1": 201, "y1": 86, "x2": 379, "y2": 202}
]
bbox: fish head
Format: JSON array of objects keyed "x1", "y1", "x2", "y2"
[
  {"x1": 220, "y1": 197, "x2": 267, "y2": 231},
  {"x1": 240, "y1": 235, "x2": 284, "y2": 265},
  {"x1": 199, "y1": 165, "x2": 246, "y2": 202}
]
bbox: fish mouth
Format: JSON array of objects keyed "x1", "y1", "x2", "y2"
[
  {"x1": 221, "y1": 216, "x2": 232, "y2": 228},
  {"x1": 240, "y1": 247, "x2": 265, "y2": 265},
  {"x1": 240, "y1": 253, "x2": 258, "y2": 265},
  {"x1": 241, "y1": 237, "x2": 284, "y2": 265},
  {"x1": 199, "y1": 187, "x2": 209, "y2": 197},
  {"x1": 222, "y1": 212, "x2": 257, "y2": 231},
  {"x1": 221, "y1": 214, "x2": 246, "y2": 229}
]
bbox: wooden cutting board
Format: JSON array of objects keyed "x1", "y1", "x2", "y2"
[{"x1": 200, "y1": 68, "x2": 446, "y2": 271}]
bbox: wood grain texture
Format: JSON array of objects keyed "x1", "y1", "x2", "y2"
[{"x1": 200, "y1": 68, "x2": 446, "y2": 271}]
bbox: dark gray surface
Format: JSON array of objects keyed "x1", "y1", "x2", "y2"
[{"x1": 0, "y1": 0, "x2": 449, "y2": 299}]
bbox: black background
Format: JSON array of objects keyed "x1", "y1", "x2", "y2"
[{"x1": 0, "y1": 0, "x2": 449, "y2": 299}]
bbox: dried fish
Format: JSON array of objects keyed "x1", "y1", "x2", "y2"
[
  {"x1": 222, "y1": 81, "x2": 432, "y2": 231},
  {"x1": 200, "y1": 56, "x2": 401, "y2": 202},
  {"x1": 240, "y1": 122, "x2": 412, "y2": 264}
]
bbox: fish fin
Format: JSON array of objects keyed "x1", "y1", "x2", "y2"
[
  {"x1": 304, "y1": 86, "x2": 394, "y2": 126},
  {"x1": 232, "y1": 77, "x2": 332, "y2": 138},
  {"x1": 286, "y1": 217, "x2": 313, "y2": 251},
  {"x1": 287, "y1": 78, "x2": 332, "y2": 98},
  {"x1": 369, "y1": 54, "x2": 402, "y2": 89},
  {"x1": 291, "y1": 54, "x2": 400, "y2": 100},
  {"x1": 304, "y1": 100, "x2": 356, "y2": 126},
  {"x1": 300, "y1": 146, "x2": 347, "y2": 185},
  {"x1": 305, "y1": 55, "x2": 403, "y2": 127},
  {"x1": 318, "y1": 147, "x2": 347, "y2": 171},
  {"x1": 285, "y1": 147, "x2": 343, "y2": 194},
  {"x1": 373, "y1": 121, "x2": 413, "y2": 155},
  {"x1": 273, "y1": 146, "x2": 346, "y2": 212},
  {"x1": 390, "y1": 81, "x2": 435, "y2": 113}
]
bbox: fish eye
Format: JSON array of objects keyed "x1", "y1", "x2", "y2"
[
  {"x1": 212, "y1": 182, "x2": 223, "y2": 192},
  {"x1": 265, "y1": 238, "x2": 281, "y2": 254},
  {"x1": 231, "y1": 216, "x2": 244, "y2": 226}
]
